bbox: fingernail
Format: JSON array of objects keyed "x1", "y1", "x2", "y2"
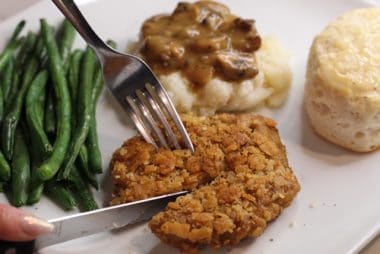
[{"x1": 21, "y1": 216, "x2": 54, "y2": 236}]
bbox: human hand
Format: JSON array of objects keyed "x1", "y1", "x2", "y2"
[{"x1": 0, "y1": 204, "x2": 54, "y2": 241}]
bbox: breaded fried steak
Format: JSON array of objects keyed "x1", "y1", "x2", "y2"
[
  {"x1": 110, "y1": 113, "x2": 299, "y2": 252},
  {"x1": 150, "y1": 167, "x2": 298, "y2": 253}
]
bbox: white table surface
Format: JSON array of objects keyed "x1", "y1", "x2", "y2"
[{"x1": 0, "y1": 0, "x2": 379, "y2": 253}]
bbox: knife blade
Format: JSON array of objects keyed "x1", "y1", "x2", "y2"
[{"x1": 0, "y1": 191, "x2": 185, "y2": 253}]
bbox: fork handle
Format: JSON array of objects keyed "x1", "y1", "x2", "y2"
[{"x1": 51, "y1": 0, "x2": 108, "y2": 55}]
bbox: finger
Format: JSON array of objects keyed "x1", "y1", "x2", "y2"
[{"x1": 0, "y1": 204, "x2": 54, "y2": 241}]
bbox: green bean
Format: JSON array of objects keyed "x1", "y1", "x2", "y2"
[
  {"x1": 42, "y1": 24, "x2": 70, "y2": 137},
  {"x1": 67, "y1": 50, "x2": 82, "y2": 133},
  {"x1": 27, "y1": 181, "x2": 44, "y2": 205},
  {"x1": 37, "y1": 86, "x2": 46, "y2": 127},
  {"x1": 67, "y1": 49, "x2": 97, "y2": 185},
  {"x1": 4, "y1": 33, "x2": 37, "y2": 113},
  {"x1": 0, "y1": 151, "x2": 10, "y2": 181},
  {"x1": 33, "y1": 35, "x2": 48, "y2": 127},
  {"x1": 58, "y1": 20, "x2": 76, "y2": 71},
  {"x1": 0, "y1": 20, "x2": 25, "y2": 72},
  {"x1": 45, "y1": 181, "x2": 76, "y2": 211},
  {"x1": 17, "y1": 32, "x2": 37, "y2": 68},
  {"x1": 68, "y1": 50, "x2": 91, "y2": 177},
  {"x1": 1, "y1": 57, "x2": 39, "y2": 160},
  {"x1": 34, "y1": 36, "x2": 46, "y2": 61},
  {"x1": 26, "y1": 70, "x2": 52, "y2": 158},
  {"x1": 26, "y1": 71, "x2": 51, "y2": 204},
  {"x1": 27, "y1": 130, "x2": 48, "y2": 204},
  {"x1": 68, "y1": 49, "x2": 83, "y2": 103},
  {"x1": 25, "y1": 79, "x2": 52, "y2": 205},
  {"x1": 87, "y1": 66, "x2": 103, "y2": 174},
  {"x1": 74, "y1": 188, "x2": 98, "y2": 212},
  {"x1": 36, "y1": 19, "x2": 71, "y2": 181},
  {"x1": 59, "y1": 46, "x2": 95, "y2": 179},
  {"x1": 4, "y1": 68, "x2": 20, "y2": 113},
  {"x1": 8, "y1": 20, "x2": 26, "y2": 46},
  {"x1": 11, "y1": 128, "x2": 31, "y2": 207},
  {"x1": 27, "y1": 140, "x2": 47, "y2": 204},
  {"x1": 0, "y1": 80, "x2": 3, "y2": 126},
  {"x1": 28, "y1": 166, "x2": 44, "y2": 205},
  {"x1": 44, "y1": 87, "x2": 56, "y2": 138},
  {"x1": 34, "y1": 35, "x2": 44, "y2": 56},
  {"x1": 77, "y1": 146, "x2": 88, "y2": 170},
  {"x1": 76, "y1": 146, "x2": 98, "y2": 189},
  {"x1": 1, "y1": 59, "x2": 14, "y2": 105},
  {"x1": 84, "y1": 40, "x2": 115, "y2": 174},
  {"x1": 67, "y1": 166, "x2": 98, "y2": 211}
]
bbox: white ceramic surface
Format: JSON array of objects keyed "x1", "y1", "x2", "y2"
[{"x1": 0, "y1": 0, "x2": 379, "y2": 253}]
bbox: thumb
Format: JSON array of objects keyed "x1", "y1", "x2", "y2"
[{"x1": 0, "y1": 204, "x2": 54, "y2": 241}]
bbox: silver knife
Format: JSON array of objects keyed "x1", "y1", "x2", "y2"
[{"x1": 0, "y1": 191, "x2": 185, "y2": 253}]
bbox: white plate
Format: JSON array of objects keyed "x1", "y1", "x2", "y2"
[{"x1": 1, "y1": 0, "x2": 380, "y2": 253}]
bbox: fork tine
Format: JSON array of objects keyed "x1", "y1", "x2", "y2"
[
  {"x1": 126, "y1": 96, "x2": 157, "y2": 148},
  {"x1": 146, "y1": 83, "x2": 195, "y2": 153},
  {"x1": 135, "y1": 90, "x2": 170, "y2": 149},
  {"x1": 144, "y1": 86, "x2": 181, "y2": 150}
]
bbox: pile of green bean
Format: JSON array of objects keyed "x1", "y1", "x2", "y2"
[{"x1": 0, "y1": 19, "x2": 111, "y2": 211}]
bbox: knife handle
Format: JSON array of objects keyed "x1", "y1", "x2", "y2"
[{"x1": 0, "y1": 240, "x2": 34, "y2": 254}]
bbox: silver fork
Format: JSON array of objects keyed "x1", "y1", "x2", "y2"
[{"x1": 52, "y1": 0, "x2": 194, "y2": 152}]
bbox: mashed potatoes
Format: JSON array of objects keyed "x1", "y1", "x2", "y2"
[
  {"x1": 136, "y1": 1, "x2": 292, "y2": 115},
  {"x1": 160, "y1": 36, "x2": 292, "y2": 115},
  {"x1": 305, "y1": 8, "x2": 380, "y2": 152}
]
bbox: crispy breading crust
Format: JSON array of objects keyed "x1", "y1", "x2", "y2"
[
  {"x1": 111, "y1": 114, "x2": 290, "y2": 203},
  {"x1": 150, "y1": 166, "x2": 298, "y2": 254},
  {"x1": 110, "y1": 113, "x2": 300, "y2": 253}
]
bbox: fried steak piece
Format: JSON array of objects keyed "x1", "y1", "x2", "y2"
[
  {"x1": 150, "y1": 166, "x2": 298, "y2": 253},
  {"x1": 110, "y1": 113, "x2": 300, "y2": 253},
  {"x1": 147, "y1": 114, "x2": 299, "y2": 253},
  {"x1": 110, "y1": 114, "x2": 295, "y2": 203}
]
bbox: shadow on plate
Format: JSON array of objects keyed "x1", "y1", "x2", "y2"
[
  {"x1": 103, "y1": 89, "x2": 134, "y2": 128},
  {"x1": 109, "y1": 220, "x2": 255, "y2": 253},
  {"x1": 100, "y1": 165, "x2": 114, "y2": 206},
  {"x1": 148, "y1": 237, "x2": 255, "y2": 254},
  {"x1": 110, "y1": 220, "x2": 145, "y2": 235}
]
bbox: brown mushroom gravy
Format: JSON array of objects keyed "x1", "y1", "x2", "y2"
[{"x1": 140, "y1": 1, "x2": 261, "y2": 89}]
